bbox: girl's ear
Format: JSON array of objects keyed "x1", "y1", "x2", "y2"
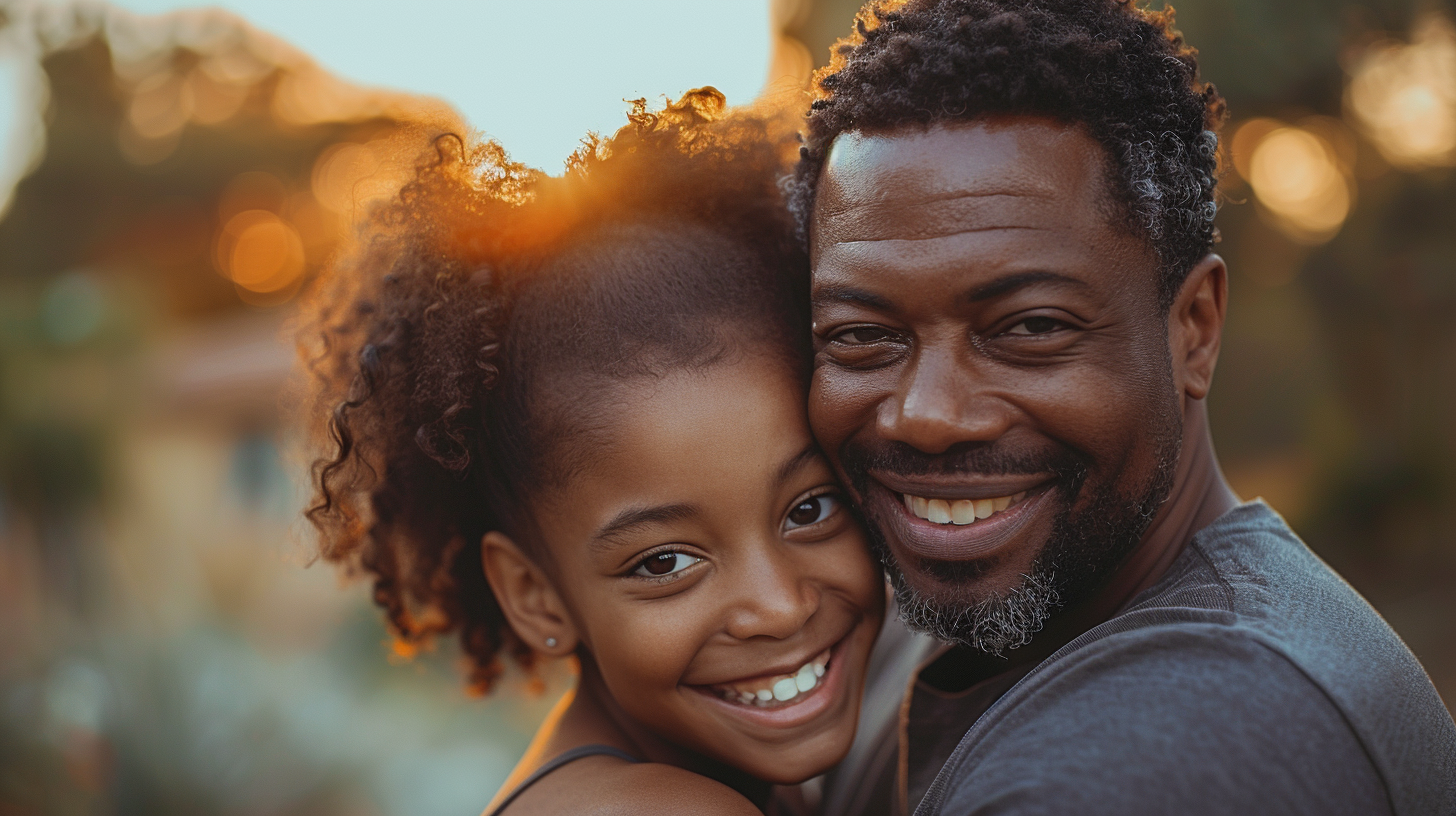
[{"x1": 481, "y1": 531, "x2": 580, "y2": 656}]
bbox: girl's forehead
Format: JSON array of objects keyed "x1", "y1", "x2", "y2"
[{"x1": 531, "y1": 358, "x2": 820, "y2": 545}]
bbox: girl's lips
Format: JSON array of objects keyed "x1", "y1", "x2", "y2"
[
  {"x1": 873, "y1": 479, "x2": 1057, "y2": 561},
  {"x1": 686, "y1": 635, "x2": 852, "y2": 730},
  {"x1": 706, "y1": 648, "x2": 831, "y2": 707}
]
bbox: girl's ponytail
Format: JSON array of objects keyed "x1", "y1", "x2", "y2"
[{"x1": 300, "y1": 137, "x2": 530, "y2": 693}]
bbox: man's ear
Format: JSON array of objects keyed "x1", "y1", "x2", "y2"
[
  {"x1": 481, "y1": 531, "x2": 579, "y2": 656},
  {"x1": 1169, "y1": 254, "x2": 1228, "y2": 402}
]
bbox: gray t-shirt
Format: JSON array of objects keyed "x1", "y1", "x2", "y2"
[{"x1": 822, "y1": 501, "x2": 1456, "y2": 816}]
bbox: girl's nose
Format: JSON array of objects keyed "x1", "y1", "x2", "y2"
[{"x1": 721, "y1": 544, "x2": 820, "y2": 641}]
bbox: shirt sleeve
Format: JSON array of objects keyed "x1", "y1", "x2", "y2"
[{"x1": 926, "y1": 625, "x2": 1393, "y2": 816}]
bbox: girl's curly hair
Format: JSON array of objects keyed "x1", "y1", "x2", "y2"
[
  {"x1": 786, "y1": 0, "x2": 1227, "y2": 307},
  {"x1": 298, "y1": 89, "x2": 806, "y2": 693}
]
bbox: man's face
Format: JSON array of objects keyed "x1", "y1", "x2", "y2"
[{"x1": 808, "y1": 118, "x2": 1181, "y2": 654}]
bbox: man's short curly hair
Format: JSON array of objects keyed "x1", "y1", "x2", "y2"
[
  {"x1": 787, "y1": 0, "x2": 1227, "y2": 304},
  {"x1": 299, "y1": 90, "x2": 805, "y2": 693}
]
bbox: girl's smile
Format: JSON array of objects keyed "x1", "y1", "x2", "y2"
[
  {"x1": 487, "y1": 354, "x2": 885, "y2": 787},
  {"x1": 689, "y1": 637, "x2": 852, "y2": 731}
]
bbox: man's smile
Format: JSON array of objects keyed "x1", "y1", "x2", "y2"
[{"x1": 863, "y1": 471, "x2": 1059, "y2": 562}]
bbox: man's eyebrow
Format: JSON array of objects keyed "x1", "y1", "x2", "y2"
[
  {"x1": 590, "y1": 503, "x2": 698, "y2": 549},
  {"x1": 775, "y1": 443, "x2": 822, "y2": 490},
  {"x1": 811, "y1": 284, "x2": 895, "y2": 311},
  {"x1": 964, "y1": 271, "x2": 1089, "y2": 302}
]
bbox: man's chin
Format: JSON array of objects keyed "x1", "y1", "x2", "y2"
[
  {"x1": 883, "y1": 550, "x2": 1063, "y2": 656},
  {"x1": 890, "y1": 547, "x2": 1030, "y2": 606}
]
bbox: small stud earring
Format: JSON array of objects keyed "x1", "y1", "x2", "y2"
[{"x1": 545, "y1": 637, "x2": 558, "y2": 648}]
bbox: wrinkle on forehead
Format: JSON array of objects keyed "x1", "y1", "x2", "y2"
[
  {"x1": 814, "y1": 121, "x2": 1109, "y2": 246},
  {"x1": 819, "y1": 191, "x2": 1063, "y2": 245}
]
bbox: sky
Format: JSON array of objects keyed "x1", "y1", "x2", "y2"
[{"x1": 3, "y1": 0, "x2": 773, "y2": 179}]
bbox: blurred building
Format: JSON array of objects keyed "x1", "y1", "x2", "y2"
[{"x1": 0, "y1": 7, "x2": 559, "y2": 815}]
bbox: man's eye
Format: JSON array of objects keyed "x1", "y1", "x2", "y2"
[
  {"x1": 785, "y1": 494, "x2": 840, "y2": 529},
  {"x1": 1006, "y1": 316, "x2": 1065, "y2": 335},
  {"x1": 633, "y1": 551, "x2": 700, "y2": 577},
  {"x1": 832, "y1": 326, "x2": 892, "y2": 345}
]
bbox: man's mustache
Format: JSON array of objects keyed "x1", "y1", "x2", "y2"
[{"x1": 839, "y1": 439, "x2": 1087, "y2": 481}]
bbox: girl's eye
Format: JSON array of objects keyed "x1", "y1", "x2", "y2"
[
  {"x1": 785, "y1": 494, "x2": 839, "y2": 529},
  {"x1": 633, "y1": 551, "x2": 700, "y2": 578},
  {"x1": 1006, "y1": 316, "x2": 1065, "y2": 335}
]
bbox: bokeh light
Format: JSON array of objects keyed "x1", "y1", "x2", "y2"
[
  {"x1": 1233, "y1": 118, "x2": 1355, "y2": 244},
  {"x1": 217, "y1": 209, "x2": 306, "y2": 296},
  {"x1": 310, "y1": 138, "x2": 412, "y2": 220},
  {"x1": 1346, "y1": 12, "x2": 1456, "y2": 169}
]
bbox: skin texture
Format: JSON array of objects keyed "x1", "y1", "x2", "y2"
[
  {"x1": 481, "y1": 355, "x2": 886, "y2": 815},
  {"x1": 808, "y1": 118, "x2": 1237, "y2": 672}
]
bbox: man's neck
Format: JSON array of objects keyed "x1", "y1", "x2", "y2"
[{"x1": 1102, "y1": 398, "x2": 1239, "y2": 609}]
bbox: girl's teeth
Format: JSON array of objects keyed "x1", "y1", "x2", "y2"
[
  {"x1": 772, "y1": 678, "x2": 799, "y2": 701},
  {"x1": 715, "y1": 651, "x2": 830, "y2": 708},
  {"x1": 903, "y1": 490, "x2": 1029, "y2": 526}
]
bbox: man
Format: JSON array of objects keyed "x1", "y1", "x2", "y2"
[{"x1": 788, "y1": 1, "x2": 1456, "y2": 814}]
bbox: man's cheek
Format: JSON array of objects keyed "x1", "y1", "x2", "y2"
[{"x1": 808, "y1": 370, "x2": 879, "y2": 450}]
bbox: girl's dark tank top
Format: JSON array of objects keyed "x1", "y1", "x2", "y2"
[{"x1": 485, "y1": 744, "x2": 641, "y2": 816}]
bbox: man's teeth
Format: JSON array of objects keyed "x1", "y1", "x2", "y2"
[
  {"x1": 714, "y1": 650, "x2": 830, "y2": 708},
  {"x1": 904, "y1": 491, "x2": 1028, "y2": 526}
]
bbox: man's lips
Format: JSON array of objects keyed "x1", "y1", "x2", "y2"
[
  {"x1": 865, "y1": 473, "x2": 1057, "y2": 561},
  {"x1": 869, "y1": 470, "x2": 1054, "y2": 501}
]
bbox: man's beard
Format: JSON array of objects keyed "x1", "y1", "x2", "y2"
[{"x1": 843, "y1": 417, "x2": 1181, "y2": 657}]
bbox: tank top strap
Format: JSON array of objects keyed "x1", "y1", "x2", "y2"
[{"x1": 484, "y1": 744, "x2": 641, "y2": 816}]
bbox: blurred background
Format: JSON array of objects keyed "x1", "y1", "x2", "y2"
[{"x1": 0, "y1": 0, "x2": 1452, "y2": 813}]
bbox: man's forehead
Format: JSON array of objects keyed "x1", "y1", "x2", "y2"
[{"x1": 814, "y1": 120, "x2": 1111, "y2": 245}]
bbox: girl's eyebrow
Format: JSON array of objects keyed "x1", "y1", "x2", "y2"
[
  {"x1": 591, "y1": 503, "x2": 698, "y2": 549},
  {"x1": 775, "y1": 443, "x2": 824, "y2": 489},
  {"x1": 589, "y1": 444, "x2": 822, "y2": 550}
]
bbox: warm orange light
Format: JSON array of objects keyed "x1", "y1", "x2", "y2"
[
  {"x1": 1347, "y1": 13, "x2": 1456, "y2": 168},
  {"x1": 1235, "y1": 121, "x2": 1354, "y2": 244},
  {"x1": 1230, "y1": 118, "x2": 1283, "y2": 182},
  {"x1": 127, "y1": 70, "x2": 193, "y2": 140},
  {"x1": 219, "y1": 210, "x2": 306, "y2": 293},
  {"x1": 185, "y1": 68, "x2": 251, "y2": 125},
  {"x1": 310, "y1": 140, "x2": 410, "y2": 219}
]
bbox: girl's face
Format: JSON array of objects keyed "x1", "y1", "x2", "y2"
[{"x1": 529, "y1": 355, "x2": 885, "y2": 784}]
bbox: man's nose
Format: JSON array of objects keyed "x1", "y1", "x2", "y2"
[
  {"x1": 722, "y1": 543, "x2": 820, "y2": 642},
  {"x1": 877, "y1": 346, "x2": 1014, "y2": 454}
]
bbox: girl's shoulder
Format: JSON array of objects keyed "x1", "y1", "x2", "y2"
[
  {"x1": 494, "y1": 754, "x2": 759, "y2": 816},
  {"x1": 592, "y1": 762, "x2": 762, "y2": 816}
]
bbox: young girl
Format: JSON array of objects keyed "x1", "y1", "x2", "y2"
[{"x1": 299, "y1": 90, "x2": 885, "y2": 814}]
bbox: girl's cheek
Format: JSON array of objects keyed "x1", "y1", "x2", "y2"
[
  {"x1": 596, "y1": 603, "x2": 712, "y2": 683},
  {"x1": 828, "y1": 535, "x2": 884, "y2": 602}
]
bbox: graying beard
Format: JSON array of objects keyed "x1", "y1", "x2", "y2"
[{"x1": 892, "y1": 568, "x2": 1062, "y2": 657}]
